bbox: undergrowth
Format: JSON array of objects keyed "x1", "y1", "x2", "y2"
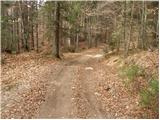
[
  {"x1": 119, "y1": 64, "x2": 145, "y2": 88},
  {"x1": 119, "y1": 64, "x2": 159, "y2": 113},
  {"x1": 140, "y1": 77, "x2": 159, "y2": 112}
]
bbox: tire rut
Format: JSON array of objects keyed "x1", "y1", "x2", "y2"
[
  {"x1": 36, "y1": 48, "x2": 106, "y2": 118},
  {"x1": 36, "y1": 64, "x2": 79, "y2": 118}
]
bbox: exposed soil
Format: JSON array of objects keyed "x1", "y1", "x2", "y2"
[{"x1": 1, "y1": 47, "x2": 158, "y2": 119}]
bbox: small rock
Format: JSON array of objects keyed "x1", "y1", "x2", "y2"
[
  {"x1": 94, "y1": 54, "x2": 103, "y2": 58},
  {"x1": 104, "y1": 87, "x2": 111, "y2": 91},
  {"x1": 126, "y1": 105, "x2": 129, "y2": 109},
  {"x1": 72, "y1": 86, "x2": 75, "y2": 89},
  {"x1": 94, "y1": 92, "x2": 101, "y2": 96},
  {"x1": 85, "y1": 67, "x2": 93, "y2": 70}
]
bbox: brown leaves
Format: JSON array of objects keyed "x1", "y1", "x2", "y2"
[
  {"x1": 95, "y1": 50, "x2": 158, "y2": 119},
  {"x1": 1, "y1": 52, "x2": 59, "y2": 119}
]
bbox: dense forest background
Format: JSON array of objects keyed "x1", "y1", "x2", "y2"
[
  {"x1": 1, "y1": 1, "x2": 159, "y2": 56},
  {"x1": 1, "y1": 1, "x2": 159, "y2": 119}
]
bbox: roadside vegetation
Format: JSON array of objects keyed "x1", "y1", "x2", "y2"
[{"x1": 1, "y1": 1, "x2": 159, "y2": 119}]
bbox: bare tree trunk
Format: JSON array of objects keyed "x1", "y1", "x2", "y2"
[
  {"x1": 123, "y1": 0, "x2": 127, "y2": 54},
  {"x1": 125, "y1": 1, "x2": 134, "y2": 56},
  {"x1": 88, "y1": 17, "x2": 92, "y2": 48},
  {"x1": 84, "y1": 17, "x2": 87, "y2": 46},
  {"x1": 114, "y1": 15, "x2": 119, "y2": 52},
  {"x1": 55, "y1": 2, "x2": 61, "y2": 58},
  {"x1": 30, "y1": 3, "x2": 34, "y2": 50},
  {"x1": 139, "y1": 1, "x2": 146, "y2": 50},
  {"x1": 23, "y1": 2, "x2": 29, "y2": 51},
  {"x1": 95, "y1": 34, "x2": 98, "y2": 47},
  {"x1": 156, "y1": 16, "x2": 159, "y2": 43},
  {"x1": 143, "y1": 1, "x2": 147, "y2": 49},
  {"x1": 18, "y1": 1, "x2": 25, "y2": 50},
  {"x1": 76, "y1": 32, "x2": 79, "y2": 51},
  {"x1": 142, "y1": 1, "x2": 145, "y2": 49},
  {"x1": 11, "y1": 20, "x2": 14, "y2": 52},
  {"x1": 36, "y1": 2, "x2": 39, "y2": 52},
  {"x1": 138, "y1": 4, "x2": 142, "y2": 49},
  {"x1": 105, "y1": 23, "x2": 108, "y2": 44},
  {"x1": 31, "y1": 23, "x2": 34, "y2": 49},
  {"x1": 17, "y1": 18, "x2": 20, "y2": 53},
  {"x1": 87, "y1": 18, "x2": 90, "y2": 48}
]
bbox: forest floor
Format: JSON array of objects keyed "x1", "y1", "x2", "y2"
[{"x1": 1, "y1": 45, "x2": 158, "y2": 119}]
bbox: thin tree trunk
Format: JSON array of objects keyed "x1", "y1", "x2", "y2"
[
  {"x1": 36, "y1": 2, "x2": 39, "y2": 52},
  {"x1": 11, "y1": 20, "x2": 14, "y2": 52},
  {"x1": 87, "y1": 18, "x2": 90, "y2": 48},
  {"x1": 84, "y1": 17, "x2": 87, "y2": 46},
  {"x1": 105, "y1": 23, "x2": 108, "y2": 43},
  {"x1": 88, "y1": 17, "x2": 92, "y2": 48},
  {"x1": 95, "y1": 34, "x2": 98, "y2": 47},
  {"x1": 52, "y1": 1, "x2": 56, "y2": 56},
  {"x1": 141, "y1": 1, "x2": 145, "y2": 49},
  {"x1": 123, "y1": 0, "x2": 127, "y2": 53},
  {"x1": 76, "y1": 32, "x2": 79, "y2": 51},
  {"x1": 31, "y1": 23, "x2": 34, "y2": 49},
  {"x1": 138, "y1": 4, "x2": 142, "y2": 49},
  {"x1": 17, "y1": 19, "x2": 20, "y2": 53},
  {"x1": 114, "y1": 15, "x2": 119, "y2": 52},
  {"x1": 55, "y1": 2, "x2": 61, "y2": 58},
  {"x1": 31, "y1": 4, "x2": 34, "y2": 50},
  {"x1": 125, "y1": 2, "x2": 134, "y2": 56},
  {"x1": 156, "y1": 16, "x2": 159, "y2": 43},
  {"x1": 143, "y1": 1, "x2": 147, "y2": 49},
  {"x1": 18, "y1": 1, "x2": 25, "y2": 49},
  {"x1": 24, "y1": 2, "x2": 29, "y2": 51}
]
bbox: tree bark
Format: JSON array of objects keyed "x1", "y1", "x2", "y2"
[
  {"x1": 123, "y1": 0, "x2": 127, "y2": 53},
  {"x1": 55, "y1": 2, "x2": 61, "y2": 58},
  {"x1": 31, "y1": 3, "x2": 34, "y2": 50},
  {"x1": 23, "y1": 2, "x2": 29, "y2": 51},
  {"x1": 17, "y1": 18, "x2": 20, "y2": 53},
  {"x1": 18, "y1": 1, "x2": 25, "y2": 49},
  {"x1": 125, "y1": 1, "x2": 134, "y2": 56},
  {"x1": 76, "y1": 32, "x2": 79, "y2": 51},
  {"x1": 36, "y1": 2, "x2": 39, "y2": 52}
]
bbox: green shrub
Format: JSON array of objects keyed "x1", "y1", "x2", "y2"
[
  {"x1": 119, "y1": 64, "x2": 145, "y2": 86},
  {"x1": 119, "y1": 64, "x2": 145, "y2": 94},
  {"x1": 110, "y1": 32, "x2": 119, "y2": 50},
  {"x1": 110, "y1": 26, "x2": 123, "y2": 51},
  {"x1": 126, "y1": 65, "x2": 140, "y2": 80},
  {"x1": 140, "y1": 77, "x2": 159, "y2": 112},
  {"x1": 120, "y1": 64, "x2": 159, "y2": 114}
]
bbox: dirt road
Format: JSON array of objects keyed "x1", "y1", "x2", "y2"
[
  {"x1": 2, "y1": 46, "x2": 158, "y2": 119},
  {"x1": 36, "y1": 47, "x2": 106, "y2": 118}
]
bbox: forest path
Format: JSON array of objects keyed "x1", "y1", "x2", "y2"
[{"x1": 36, "y1": 46, "x2": 107, "y2": 118}]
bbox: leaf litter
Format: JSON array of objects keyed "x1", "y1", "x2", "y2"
[{"x1": 1, "y1": 51, "x2": 61, "y2": 118}]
